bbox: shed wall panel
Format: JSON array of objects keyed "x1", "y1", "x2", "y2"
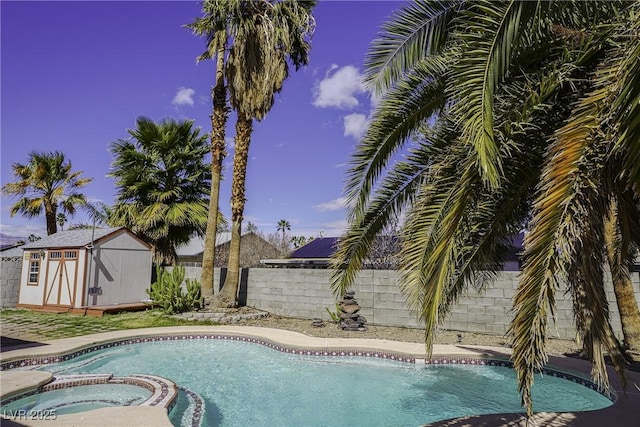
[
  {"x1": 18, "y1": 252, "x2": 43, "y2": 305},
  {"x1": 90, "y1": 247, "x2": 151, "y2": 305}
]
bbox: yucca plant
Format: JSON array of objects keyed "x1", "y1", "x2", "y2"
[{"x1": 147, "y1": 266, "x2": 203, "y2": 315}]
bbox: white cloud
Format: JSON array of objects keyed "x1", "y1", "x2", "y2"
[
  {"x1": 319, "y1": 219, "x2": 349, "y2": 236},
  {"x1": 288, "y1": 221, "x2": 347, "y2": 238},
  {"x1": 172, "y1": 87, "x2": 195, "y2": 106},
  {"x1": 343, "y1": 113, "x2": 369, "y2": 140},
  {"x1": 369, "y1": 91, "x2": 382, "y2": 109},
  {"x1": 312, "y1": 65, "x2": 365, "y2": 109},
  {"x1": 225, "y1": 137, "x2": 235, "y2": 151},
  {"x1": 314, "y1": 197, "x2": 348, "y2": 212}
]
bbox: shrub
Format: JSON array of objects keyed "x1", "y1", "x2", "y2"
[{"x1": 147, "y1": 266, "x2": 203, "y2": 314}]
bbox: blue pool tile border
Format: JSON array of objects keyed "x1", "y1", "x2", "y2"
[{"x1": 0, "y1": 333, "x2": 614, "y2": 402}]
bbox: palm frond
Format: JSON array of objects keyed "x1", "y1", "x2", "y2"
[
  {"x1": 511, "y1": 79, "x2": 614, "y2": 415},
  {"x1": 400, "y1": 152, "x2": 478, "y2": 354},
  {"x1": 609, "y1": 3, "x2": 640, "y2": 190},
  {"x1": 363, "y1": 0, "x2": 459, "y2": 95},
  {"x1": 331, "y1": 141, "x2": 439, "y2": 296},
  {"x1": 566, "y1": 173, "x2": 626, "y2": 397},
  {"x1": 345, "y1": 62, "x2": 447, "y2": 221},
  {"x1": 449, "y1": 0, "x2": 541, "y2": 187}
]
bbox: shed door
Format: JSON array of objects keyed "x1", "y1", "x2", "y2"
[{"x1": 44, "y1": 250, "x2": 78, "y2": 306}]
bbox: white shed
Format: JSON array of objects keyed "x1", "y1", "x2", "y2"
[{"x1": 18, "y1": 227, "x2": 152, "y2": 312}]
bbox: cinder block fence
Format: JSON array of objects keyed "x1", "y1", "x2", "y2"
[
  {"x1": 183, "y1": 267, "x2": 640, "y2": 341},
  {"x1": 1, "y1": 256, "x2": 22, "y2": 308}
]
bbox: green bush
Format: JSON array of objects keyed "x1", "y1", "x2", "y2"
[{"x1": 147, "y1": 266, "x2": 203, "y2": 314}]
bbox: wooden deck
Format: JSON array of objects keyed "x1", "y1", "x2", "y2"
[
  {"x1": 17, "y1": 302, "x2": 154, "y2": 317},
  {"x1": 76, "y1": 302, "x2": 155, "y2": 317}
]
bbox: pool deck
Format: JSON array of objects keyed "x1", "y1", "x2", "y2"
[{"x1": 1, "y1": 325, "x2": 639, "y2": 427}]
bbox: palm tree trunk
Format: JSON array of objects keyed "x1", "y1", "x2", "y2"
[
  {"x1": 220, "y1": 113, "x2": 253, "y2": 306},
  {"x1": 200, "y1": 42, "x2": 228, "y2": 299},
  {"x1": 611, "y1": 272, "x2": 640, "y2": 351},
  {"x1": 45, "y1": 203, "x2": 57, "y2": 235},
  {"x1": 605, "y1": 199, "x2": 640, "y2": 351}
]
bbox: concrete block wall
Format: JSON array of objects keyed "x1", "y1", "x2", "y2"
[
  {"x1": 246, "y1": 269, "x2": 336, "y2": 317},
  {"x1": 8, "y1": 260, "x2": 637, "y2": 337},
  {"x1": 239, "y1": 268, "x2": 639, "y2": 340},
  {"x1": 1, "y1": 257, "x2": 22, "y2": 308}
]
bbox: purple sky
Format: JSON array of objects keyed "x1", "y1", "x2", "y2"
[{"x1": 1, "y1": 0, "x2": 404, "y2": 240}]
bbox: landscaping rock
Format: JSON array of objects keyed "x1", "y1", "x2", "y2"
[{"x1": 337, "y1": 291, "x2": 367, "y2": 331}]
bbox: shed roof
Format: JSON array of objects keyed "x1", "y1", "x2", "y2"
[{"x1": 22, "y1": 227, "x2": 126, "y2": 249}]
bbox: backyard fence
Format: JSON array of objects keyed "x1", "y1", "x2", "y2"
[
  {"x1": 1, "y1": 256, "x2": 22, "y2": 308},
  {"x1": 181, "y1": 266, "x2": 640, "y2": 341},
  {"x1": 3, "y1": 257, "x2": 638, "y2": 341}
]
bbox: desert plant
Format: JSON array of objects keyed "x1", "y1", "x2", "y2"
[
  {"x1": 147, "y1": 266, "x2": 203, "y2": 314},
  {"x1": 325, "y1": 302, "x2": 341, "y2": 324}
]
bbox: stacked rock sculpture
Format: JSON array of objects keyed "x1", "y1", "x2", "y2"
[
  {"x1": 311, "y1": 318, "x2": 325, "y2": 328},
  {"x1": 339, "y1": 290, "x2": 367, "y2": 331}
]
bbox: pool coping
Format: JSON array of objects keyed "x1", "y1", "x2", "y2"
[{"x1": 1, "y1": 325, "x2": 639, "y2": 427}]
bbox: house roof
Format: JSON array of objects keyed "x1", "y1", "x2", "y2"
[
  {"x1": 0, "y1": 244, "x2": 25, "y2": 257},
  {"x1": 290, "y1": 237, "x2": 340, "y2": 259},
  {"x1": 176, "y1": 232, "x2": 254, "y2": 257},
  {"x1": 21, "y1": 227, "x2": 126, "y2": 249}
]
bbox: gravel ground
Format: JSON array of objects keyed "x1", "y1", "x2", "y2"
[{"x1": 231, "y1": 310, "x2": 583, "y2": 357}]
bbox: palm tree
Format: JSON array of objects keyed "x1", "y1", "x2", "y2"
[
  {"x1": 2, "y1": 151, "x2": 92, "y2": 235},
  {"x1": 277, "y1": 219, "x2": 291, "y2": 246},
  {"x1": 217, "y1": 0, "x2": 316, "y2": 307},
  {"x1": 84, "y1": 201, "x2": 113, "y2": 227},
  {"x1": 56, "y1": 213, "x2": 67, "y2": 231},
  {"x1": 67, "y1": 202, "x2": 115, "y2": 230},
  {"x1": 331, "y1": 0, "x2": 640, "y2": 416},
  {"x1": 108, "y1": 117, "x2": 212, "y2": 265},
  {"x1": 291, "y1": 235, "x2": 308, "y2": 249},
  {"x1": 185, "y1": 0, "x2": 238, "y2": 299}
]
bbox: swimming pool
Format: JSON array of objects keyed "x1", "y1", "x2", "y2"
[{"x1": 7, "y1": 335, "x2": 612, "y2": 427}]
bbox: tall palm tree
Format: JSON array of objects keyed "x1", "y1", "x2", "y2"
[
  {"x1": 277, "y1": 219, "x2": 291, "y2": 246},
  {"x1": 2, "y1": 151, "x2": 92, "y2": 235},
  {"x1": 217, "y1": 0, "x2": 316, "y2": 307},
  {"x1": 185, "y1": 0, "x2": 239, "y2": 299},
  {"x1": 331, "y1": 0, "x2": 640, "y2": 416},
  {"x1": 108, "y1": 117, "x2": 212, "y2": 265}
]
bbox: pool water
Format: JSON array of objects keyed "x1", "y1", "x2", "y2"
[
  {"x1": 2, "y1": 383, "x2": 152, "y2": 416},
  {"x1": 31, "y1": 339, "x2": 612, "y2": 427}
]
